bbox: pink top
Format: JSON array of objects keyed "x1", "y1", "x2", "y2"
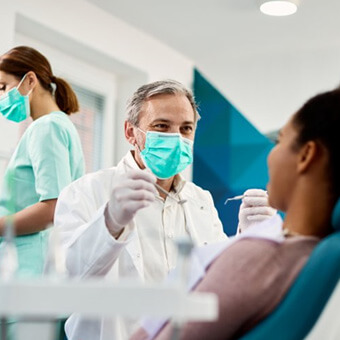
[{"x1": 131, "y1": 235, "x2": 319, "y2": 340}]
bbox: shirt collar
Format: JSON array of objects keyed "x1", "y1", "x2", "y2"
[
  {"x1": 122, "y1": 150, "x2": 141, "y2": 171},
  {"x1": 172, "y1": 174, "x2": 186, "y2": 195}
]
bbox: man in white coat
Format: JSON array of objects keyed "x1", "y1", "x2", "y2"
[{"x1": 54, "y1": 80, "x2": 275, "y2": 340}]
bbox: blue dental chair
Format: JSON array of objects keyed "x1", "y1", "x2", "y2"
[{"x1": 239, "y1": 199, "x2": 340, "y2": 340}]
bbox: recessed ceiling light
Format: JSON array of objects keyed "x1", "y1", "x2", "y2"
[{"x1": 259, "y1": 0, "x2": 299, "y2": 16}]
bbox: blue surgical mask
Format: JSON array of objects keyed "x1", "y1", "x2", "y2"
[
  {"x1": 0, "y1": 74, "x2": 31, "y2": 123},
  {"x1": 137, "y1": 129, "x2": 193, "y2": 179}
]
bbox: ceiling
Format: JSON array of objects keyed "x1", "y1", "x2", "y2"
[{"x1": 87, "y1": 0, "x2": 340, "y2": 132}]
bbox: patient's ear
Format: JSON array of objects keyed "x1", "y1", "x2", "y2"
[{"x1": 297, "y1": 141, "x2": 318, "y2": 173}]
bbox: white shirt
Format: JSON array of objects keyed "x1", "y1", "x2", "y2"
[{"x1": 54, "y1": 151, "x2": 227, "y2": 340}]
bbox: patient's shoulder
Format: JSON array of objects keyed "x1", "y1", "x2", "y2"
[
  {"x1": 194, "y1": 237, "x2": 319, "y2": 337},
  {"x1": 213, "y1": 236, "x2": 319, "y2": 276}
]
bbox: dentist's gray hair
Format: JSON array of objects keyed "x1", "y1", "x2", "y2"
[{"x1": 126, "y1": 79, "x2": 200, "y2": 126}]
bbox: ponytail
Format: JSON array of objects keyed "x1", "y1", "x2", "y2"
[
  {"x1": 52, "y1": 76, "x2": 79, "y2": 115},
  {"x1": 0, "y1": 46, "x2": 80, "y2": 115}
]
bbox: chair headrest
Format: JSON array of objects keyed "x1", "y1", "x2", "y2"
[{"x1": 331, "y1": 198, "x2": 340, "y2": 230}]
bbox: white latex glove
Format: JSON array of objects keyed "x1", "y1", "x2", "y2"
[
  {"x1": 237, "y1": 189, "x2": 277, "y2": 234},
  {"x1": 105, "y1": 169, "x2": 157, "y2": 238}
]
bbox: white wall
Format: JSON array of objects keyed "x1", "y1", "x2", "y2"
[
  {"x1": 0, "y1": 0, "x2": 195, "y2": 177},
  {"x1": 13, "y1": 0, "x2": 193, "y2": 83},
  {"x1": 202, "y1": 44, "x2": 340, "y2": 134}
]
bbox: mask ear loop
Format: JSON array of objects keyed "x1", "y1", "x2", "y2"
[
  {"x1": 16, "y1": 73, "x2": 28, "y2": 90},
  {"x1": 134, "y1": 127, "x2": 162, "y2": 180},
  {"x1": 17, "y1": 73, "x2": 33, "y2": 97},
  {"x1": 26, "y1": 88, "x2": 33, "y2": 97},
  {"x1": 133, "y1": 127, "x2": 151, "y2": 175},
  {"x1": 135, "y1": 142, "x2": 142, "y2": 154},
  {"x1": 137, "y1": 127, "x2": 146, "y2": 135},
  {"x1": 134, "y1": 127, "x2": 146, "y2": 153}
]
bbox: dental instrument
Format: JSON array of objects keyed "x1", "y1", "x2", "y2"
[
  {"x1": 154, "y1": 182, "x2": 187, "y2": 205},
  {"x1": 224, "y1": 195, "x2": 245, "y2": 205},
  {"x1": 224, "y1": 191, "x2": 268, "y2": 205}
]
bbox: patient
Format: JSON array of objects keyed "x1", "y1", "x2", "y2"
[{"x1": 131, "y1": 87, "x2": 340, "y2": 340}]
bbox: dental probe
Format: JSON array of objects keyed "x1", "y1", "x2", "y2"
[
  {"x1": 224, "y1": 191, "x2": 268, "y2": 205},
  {"x1": 154, "y1": 182, "x2": 187, "y2": 205},
  {"x1": 224, "y1": 195, "x2": 245, "y2": 205}
]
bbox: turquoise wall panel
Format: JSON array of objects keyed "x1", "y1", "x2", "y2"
[{"x1": 193, "y1": 69, "x2": 274, "y2": 235}]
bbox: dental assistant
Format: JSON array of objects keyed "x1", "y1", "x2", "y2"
[
  {"x1": 0, "y1": 46, "x2": 85, "y2": 277},
  {"x1": 54, "y1": 79, "x2": 275, "y2": 340}
]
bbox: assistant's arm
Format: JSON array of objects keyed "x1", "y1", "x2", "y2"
[
  {"x1": 0, "y1": 199, "x2": 56, "y2": 235},
  {"x1": 1, "y1": 119, "x2": 77, "y2": 236}
]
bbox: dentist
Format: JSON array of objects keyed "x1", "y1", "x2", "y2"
[{"x1": 54, "y1": 79, "x2": 275, "y2": 340}]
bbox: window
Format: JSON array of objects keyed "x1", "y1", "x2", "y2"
[{"x1": 69, "y1": 84, "x2": 105, "y2": 172}]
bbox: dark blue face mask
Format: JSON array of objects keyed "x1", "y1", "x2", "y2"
[
  {"x1": 0, "y1": 74, "x2": 31, "y2": 123},
  {"x1": 138, "y1": 129, "x2": 193, "y2": 179}
]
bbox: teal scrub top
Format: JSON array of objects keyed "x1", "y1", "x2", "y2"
[{"x1": 0, "y1": 111, "x2": 85, "y2": 277}]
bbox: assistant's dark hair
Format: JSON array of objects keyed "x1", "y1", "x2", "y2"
[
  {"x1": 0, "y1": 46, "x2": 79, "y2": 114},
  {"x1": 292, "y1": 87, "x2": 340, "y2": 198}
]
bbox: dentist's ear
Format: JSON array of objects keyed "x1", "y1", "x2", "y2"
[{"x1": 124, "y1": 120, "x2": 137, "y2": 146}]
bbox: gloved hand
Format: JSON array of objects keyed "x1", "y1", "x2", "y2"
[
  {"x1": 237, "y1": 189, "x2": 277, "y2": 234},
  {"x1": 105, "y1": 169, "x2": 157, "y2": 238}
]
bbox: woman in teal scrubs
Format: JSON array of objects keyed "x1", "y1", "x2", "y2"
[{"x1": 0, "y1": 46, "x2": 85, "y2": 277}]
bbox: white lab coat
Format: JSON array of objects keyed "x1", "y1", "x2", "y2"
[{"x1": 54, "y1": 151, "x2": 227, "y2": 340}]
